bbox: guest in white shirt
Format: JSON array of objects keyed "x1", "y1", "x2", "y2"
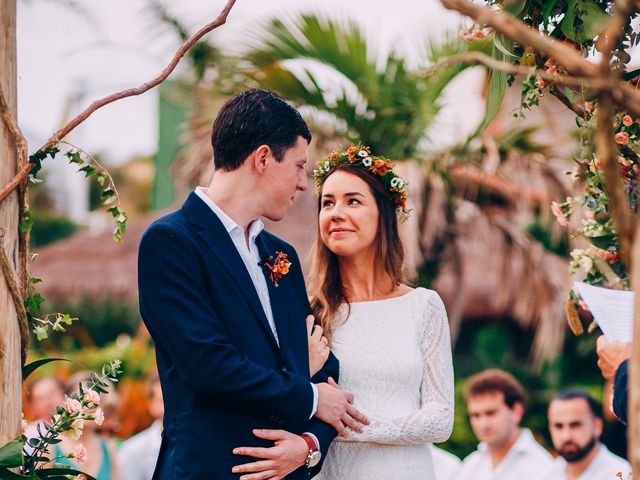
[
  {"x1": 431, "y1": 445, "x2": 461, "y2": 480},
  {"x1": 118, "y1": 372, "x2": 164, "y2": 480},
  {"x1": 457, "y1": 369, "x2": 552, "y2": 480},
  {"x1": 542, "y1": 389, "x2": 630, "y2": 480}
]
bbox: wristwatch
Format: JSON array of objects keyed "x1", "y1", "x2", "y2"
[{"x1": 301, "y1": 433, "x2": 321, "y2": 468}]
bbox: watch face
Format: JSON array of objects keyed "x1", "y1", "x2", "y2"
[{"x1": 307, "y1": 450, "x2": 322, "y2": 468}]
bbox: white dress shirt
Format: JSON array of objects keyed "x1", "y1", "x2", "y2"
[
  {"x1": 194, "y1": 187, "x2": 318, "y2": 419},
  {"x1": 117, "y1": 421, "x2": 163, "y2": 480},
  {"x1": 432, "y1": 445, "x2": 462, "y2": 480},
  {"x1": 457, "y1": 428, "x2": 553, "y2": 480},
  {"x1": 541, "y1": 444, "x2": 631, "y2": 480}
]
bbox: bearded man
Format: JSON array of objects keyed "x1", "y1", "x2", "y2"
[{"x1": 543, "y1": 389, "x2": 630, "y2": 480}]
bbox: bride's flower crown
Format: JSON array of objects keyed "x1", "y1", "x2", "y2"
[{"x1": 312, "y1": 144, "x2": 410, "y2": 222}]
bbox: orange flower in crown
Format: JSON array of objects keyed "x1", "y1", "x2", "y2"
[{"x1": 312, "y1": 143, "x2": 410, "y2": 222}]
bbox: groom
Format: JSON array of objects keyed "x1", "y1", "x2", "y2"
[{"x1": 138, "y1": 89, "x2": 367, "y2": 479}]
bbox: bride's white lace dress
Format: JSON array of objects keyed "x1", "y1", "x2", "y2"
[{"x1": 316, "y1": 287, "x2": 454, "y2": 480}]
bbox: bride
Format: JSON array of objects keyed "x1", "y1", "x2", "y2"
[{"x1": 308, "y1": 145, "x2": 454, "y2": 479}]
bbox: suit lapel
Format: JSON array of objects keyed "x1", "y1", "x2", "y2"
[
  {"x1": 255, "y1": 233, "x2": 292, "y2": 358},
  {"x1": 181, "y1": 193, "x2": 279, "y2": 350}
]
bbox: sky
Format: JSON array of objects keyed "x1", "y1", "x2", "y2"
[{"x1": 16, "y1": 0, "x2": 485, "y2": 165}]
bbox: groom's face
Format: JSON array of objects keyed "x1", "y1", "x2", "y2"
[{"x1": 260, "y1": 136, "x2": 309, "y2": 221}]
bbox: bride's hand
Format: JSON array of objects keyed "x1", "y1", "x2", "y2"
[{"x1": 307, "y1": 315, "x2": 330, "y2": 377}]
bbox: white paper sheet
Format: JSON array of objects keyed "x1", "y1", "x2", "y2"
[{"x1": 574, "y1": 281, "x2": 635, "y2": 341}]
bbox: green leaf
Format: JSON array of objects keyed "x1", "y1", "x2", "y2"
[
  {"x1": 25, "y1": 293, "x2": 44, "y2": 316},
  {"x1": 19, "y1": 210, "x2": 33, "y2": 234},
  {"x1": 34, "y1": 468, "x2": 97, "y2": 480},
  {"x1": 0, "y1": 467, "x2": 35, "y2": 479},
  {"x1": 65, "y1": 151, "x2": 82, "y2": 165},
  {"x1": 561, "y1": 0, "x2": 609, "y2": 42},
  {"x1": 33, "y1": 326, "x2": 48, "y2": 341},
  {"x1": 0, "y1": 438, "x2": 24, "y2": 468},
  {"x1": 563, "y1": 87, "x2": 576, "y2": 103},
  {"x1": 542, "y1": 0, "x2": 560, "y2": 26},
  {"x1": 482, "y1": 36, "x2": 511, "y2": 129},
  {"x1": 588, "y1": 234, "x2": 617, "y2": 250}
]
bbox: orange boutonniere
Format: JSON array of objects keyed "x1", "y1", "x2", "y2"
[{"x1": 261, "y1": 251, "x2": 292, "y2": 287}]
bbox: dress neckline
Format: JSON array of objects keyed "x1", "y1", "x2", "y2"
[{"x1": 349, "y1": 287, "x2": 421, "y2": 305}]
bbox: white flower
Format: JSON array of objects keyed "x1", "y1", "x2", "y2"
[
  {"x1": 390, "y1": 177, "x2": 405, "y2": 189},
  {"x1": 62, "y1": 419, "x2": 85, "y2": 440},
  {"x1": 362, "y1": 157, "x2": 373, "y2": 167},
  {"x1": 323, "y1": 161, "x2": 331, "y2": 171},
  {"x1": 358, "y1": 150, "x2": 368, "y2": 158}
]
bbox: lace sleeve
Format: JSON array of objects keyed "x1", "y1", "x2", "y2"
[{"x1": 346, "y1": 291, "x2": 454, "y2": 445}]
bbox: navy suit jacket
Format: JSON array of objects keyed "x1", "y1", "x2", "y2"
[
  {"x1": 613, "y1": 359, "x2": 629, "y2": 425},
  {"x1": 138, "y1": 193, "x2": 338, "y2": 479}
]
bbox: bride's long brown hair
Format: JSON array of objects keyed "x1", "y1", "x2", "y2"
[{"x1": 308, "y1": 163, "x2": 406, "y2": 343}]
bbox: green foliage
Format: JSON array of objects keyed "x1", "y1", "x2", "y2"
[
  {"x1": 65, "y1": 148, "x2": 128, "y2": 242},
  {"x1": 0, "y1": 438, "x2": 24, "y2": 468},
  {"x1": 560, "y1": 0, "x2": 608, "y2": 43},
  {"x1": 0, "y1": 360, "x2": 120, "y2": 479},
  {"x1": 29, "y1": 211, "x2": 77, "y2": 248},
  {"x1": 22, "y1": 358, "x2": 70, "y2": 381},
  {"x1": 243, "y1": 13, "x2": 487, "y2": 160},
  {"x1": 527, "y1": 216, "x2": 571, "y2": 256},
  {"x1": 28, "y1": 147, "x2": 59, "y2": 182},
  {"x1": 43, "y1": 296, "x2": 140, "y2": 348}
]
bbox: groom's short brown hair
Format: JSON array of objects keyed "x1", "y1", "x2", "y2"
[{"x1": 211, "y1": 88, "x2": 311, "y2": 171}]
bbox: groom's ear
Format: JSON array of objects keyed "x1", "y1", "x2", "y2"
[{"x1": 252, "y1": 144, "x2": 272, "y2": 174}]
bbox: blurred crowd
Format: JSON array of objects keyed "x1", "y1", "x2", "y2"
[{"x1": 22, "y1": 336, "x2": 631, "y2": 480}]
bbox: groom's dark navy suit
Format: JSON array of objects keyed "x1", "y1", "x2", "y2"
[{"x1": 138, "y1": 192, "x2": 338, "y2": 479}]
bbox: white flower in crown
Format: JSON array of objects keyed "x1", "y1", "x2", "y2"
[
  {"x1": 362, "y1": 156, "x2": 373, "y2": 167},
  {"x1": 358, "y1": 149, "x2": 368, "y2": 158},
  {"x1": 390, "y1": 177, "x2": 404, "y2": 189}
]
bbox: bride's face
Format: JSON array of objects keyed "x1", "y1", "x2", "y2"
[{"x1": 319, "y1": 170, "x2": 379, "y2": 258}]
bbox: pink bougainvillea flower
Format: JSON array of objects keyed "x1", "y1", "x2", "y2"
[
  {"x1": 551, "y1": 201, "x2": 569, "y2": 227},
  {"x1": 615, "y1": 132, "x2": 630, "y2": 145}
]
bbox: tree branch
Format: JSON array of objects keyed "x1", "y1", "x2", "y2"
[
  {"x1": 440, "y1": 0, "x2": 640, "y2": 119},
  {"x1": 0, "y1": 77, "x2": 30, "y2": 364},
  {"x1": 596, "y1": 1, "x2": 636, "y2": 260},
  {"x1": 549, "y1": 85, "x2": 586, "y2": 118},
  {"x1": 440, "y1": 0, "x2": 599, "y2": 77},
  {"x1": 425, "y1": 51, "x2": 609, "y2": 89},
  {"x1": 0, "y1": 0, "x2": 237, "y2": 205}
]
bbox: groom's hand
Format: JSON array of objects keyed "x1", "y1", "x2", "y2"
[
  {"x1": 232, "y1": 429, "x2": 307, "y2": 480},
  {"x1": 315, "y1": 377, "x2": 369, "y2": 437}
]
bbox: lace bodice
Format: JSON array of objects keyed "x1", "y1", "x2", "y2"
[{"x1": 316, "y1": 287, "x2": 454, "y2": 479}]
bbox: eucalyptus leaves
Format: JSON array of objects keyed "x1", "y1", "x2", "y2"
[{"x1": 0, "y1": 359, "x2": 122, "y2": 480}]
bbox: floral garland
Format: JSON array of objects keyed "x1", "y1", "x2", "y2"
[
  {"x1": 550, "y1": 109, "x2": 640, "y2": 332},
  {"x1": 312, "y1": 144, "x2": 410, "y2": 222}
]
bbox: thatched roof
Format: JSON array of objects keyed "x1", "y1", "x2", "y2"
[{"x1": 31, "y1": 191, "x2": 319, "y2": 304}]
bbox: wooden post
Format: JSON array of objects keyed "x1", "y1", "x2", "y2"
[{"x1": 0, "y1": 0, "x2": 22, "y2": 447}]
